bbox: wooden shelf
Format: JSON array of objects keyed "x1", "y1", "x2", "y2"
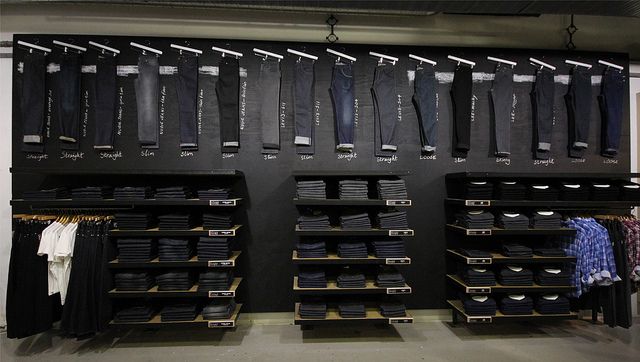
[
  {"x1": 11, "y1": 167, "x2": 243, "y2": 176},
  {"x1": 446, "y1": 224, "x2": 576, "y2": 236},
  {"x1": 292, "y1": 170, "x2": 410, "y2": 177},
  {"x1": 109, "y1": 251, "x2": 241, "y2": 269},
  {"x1": 445, "y1": 172, "x2": 640, "y2": 180},
  {"x1": 293, "y1": 303, "x2": 413, "y2": 325},
  {"x1": 109, "y1": 277, "x2": 242, "y2": 298},
  {"x1": 109, "y1": 225, "x2": 242, "y2": 237},
  {"x1": 446, "y1": 249, "x2": 575, "y2": 265},
  {"x1": 293, "y1": 198, "x2": 411, "y2": 207},
  {"x1": 447, "y1": 300, "x2": 577, "y2": 324},
  {"x1": 292, "y1": 251, "x2": 410, "y2": 265},
  {"x1": 445, "y1": 198, "x2": 639, "y2": 209},
  {"x1": 11, "y1": 198, "x2": 242, "y2": 208},
  {"x1": 295, "y1": 226, "x2": 414, "y2": 237},
  {"x1": 447, "y1": 275, "x2": 574, "y2": 294},
  {"x1": 110, "y1": 303, "x2": 242, "y2": 328},
  {"x1": 293, "y1": 277, "x2": 411, "y2": 295}
]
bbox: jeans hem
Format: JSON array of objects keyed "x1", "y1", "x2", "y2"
[
  {"x1": 295, "y1": 136, "x2": 311, "y2": 146},
  {"x1": 180, "y1": 143, "x2": 198, "y2": 147},
  {"x1": 573, "y1": 142, "x2": 588, "y2": 149},
  {"x1": 336, "y1": 143, "x2": 354, "y2": 151},
  {"x1": 538, "y1": 142, "x2": 551, "y2": 151},
  {"x1": 94, "y1": 145, "x2": 114, "y2": 150},
  {"x1": 422, "y1": 146, "x2": 436, "y2": 152},
  {"x1": 59, "y1": 136, "x2": 77, "y2": 143},
  {"x1": 382, "y1": 144, "x2": 397, "y2": 151},
  {"x1": 23, "y1": 135, "x2": 43, "y2": 143},
  {"x1": 223, "y1": 141, "x2": 239, "y2": 147}
]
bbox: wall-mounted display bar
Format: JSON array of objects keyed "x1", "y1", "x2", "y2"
[
  {"x1": 447, "y1": 300, "x2": 577, "y2": 324},
  {"x1": 109, "y1": 225, "x2": 242, "y2": 237},
  {"x1": 109, "y1": 251, "x2": 241, "y2": 269},
  {"x1": 109, "y1": 278, "x2": 242, "y2": 298},
  {"x1": 446, "y1": 249, "x2": 575, "y2": 265},
  {"x1": 447, "y1": 275, "x2": 574, "y2": 294},
  {"x1": 445, "y1": 198, "x2": 639, "y2": 209},
  {"x1": 110, "y1": 304, "x2": 242, "y2": 328},
  {"x1": 293, "y1": 198, "x2": 411, "y2": 207},
  {"x1": 293, "y1": 277, "x2": 411, "y2": 295},
  {"x1": 292, "y1": 251, "x2": 411, "y2": 265},
  {"x1": 295, "y1": 227, "x2": 414, "y2": 237},
  {"x1": 446, "y1": 224, "x2": 576, "y2": 236},
  {"x1": 293, "y1": 303, "x2": 413, "y2": 325},
  {"x1": 11, "y1": 198, "x2": 243, "y2": 208}
]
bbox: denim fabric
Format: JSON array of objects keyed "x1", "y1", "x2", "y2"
[
  {"x1": 451, "y1": 65, "x2": 472, "y2": 157},
  {"x1": 599, "y1": 69, "x2": 624, "y2": 157},
  {"x1": 176, "y1": 54, "x2": 198, "y2": 149},
  {"x1": 294, "y1": 60, "x2": 315, "y2": 150},
  {"x1": 413, "y1": 66, "x2": 437, "y2": 153},
  {"x1": 57, "y1": 53, "x2": 82, "y2": 150},
  {"x1": 531, "y1": 68, "x2": 554, "y2": 159},
  {"x1": 21, "y1": 52, "x2": 47, "y2": 153},
  {"x1": 330, "y1": 62, "x2": 355, "y2": 151},
  {"x1": 94, "y1": 54, "x2": 117, "y2": 150},
  {"x1": 258, "y1": 59, "x2": 281, "y2": 150},
  {"x1": 216, "y1": 57, "x2": 240, "y2": 148},
  {"x1": 134, "y1": 54, "x2": 159, "y2": 148},
  {"x1": 565, "y1": 67, "x2": 592, "y2": 158},
  {"x1": 490, "y1": 64, "x2": 513, "y2": 157},
  {"x1": 371, "y1": 64, "x2": 398, "y2": 152}
]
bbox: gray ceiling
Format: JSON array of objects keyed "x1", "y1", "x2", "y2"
[{"x1": 4, "y1": 0, "x2": 640, "y2": 17}]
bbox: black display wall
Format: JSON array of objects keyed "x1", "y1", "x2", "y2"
[{"x1": 11, "y1": 34, "x2": 630, "y2": 312}]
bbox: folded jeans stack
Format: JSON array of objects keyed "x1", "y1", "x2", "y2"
[
  {"x1": 527, "y1": 184, "x2": 559, "y2": 201},
  {"x1": 379, "y1": 301, "x2": 406, "y2": 317},
  {"x1": 500, "y1": 295, "x2": 533, "y2": 315},
  {"x1": 618, "y1": 181, "x2": 640, "y2": 201},
  {"x1": 203, "y1": 213, "x2": 233, "y2": 229},
  {"x1": 337, "y1": 242, "x2": 367, "y2": 258},
  {"x1": 338, "y1": 302, "x2": 366, "y2": 318},
  {"x1": 340, "y1": 212, "x2": 372, "y2": 229},
  {"x1": 339, "y1": 180, "x2": 369, "y2": 200},
  {"x1": 197, "y1": 237, "x2": 232, "y2": 260},
  {"x1": 156, "y1": 271, "x2": 192, "y2": 291},
  {"x1": 495, "y1": 181, "x2": 527, "y2": 200},
  {"x1": 198, "y1": 270, "x2": 233, "y2": 291},
  {"x1": 158, "y1": 238, "x2": 192, "y2": 262},
  {"x1": 498, "y1": 266, "x2": 533, "y2": 286},
  {"x1": 533, "y1": 247, "x2": 566, "y2": 257},
  {"x1": 462, "y1": 295, "x2": 497, "y2": 316},
  {"x1": 297, "y1": 268, "x2": 327, "y2": 288},
  {"x1": 296, "y1": 241, "x2": 327, "y2": 258},
  {"x1": 376, "y1": 210, "x2": 409, "y2": 229},
  {"x1": 296, "y1": 180, "x2": 327, "y2": 200},
  {"x1": 197, "y1": 188, "x2": 231, "y2": 200},
  {"x1": 535, "y1": 267, "x2": 571, "y2": 286},
  {"x1": 455, "y1": 210, "x2": 494, "y2": 229},
  {"x1": 117, "y1": 238, "x2": 157, "y2": 262},
  {"x1": 155, "y1": 186, "x2": 193, "y2": 199},
  {"x1": 202, "y1": 299, "x2": 236, "y2": 320},
  {"x1": 113, "y1": 186, "x2": 154, "y2": 200},
  {"x1": 114, "y1": 304, "x2": 154, "y2": 322},
  {"x1": 115, "y1": 272, "x2": 155, "y2": 291},
  {"x1": 71, "y1": 186, "x2": 114, "y2": 200},
  {"x1": 298, "y1": 300, "x2": 327, "y2": 319},
  {"x1": 589, "y1": 182, "x2": 619, "y2": 201},
  {"x1": 371, "y1": 240, "x2": 405, "y2": 258},
  {"x1": 530, "y1": 211, "x2": 563, "y2": 229},
  {"x1": 502, "y1": 243, "x2": 532, "y2": 257},
  {"x1": 337, "y1": 268, "x2": 366, "y2": 288},
  {"x1": 160, "y1": 303, "x2": 197, "y2": 322},
  {"x1": 376, "y1": 266, "x2": 405, "y2": 287},
  {"x1": 158, "y1": 213, "x2": 197, "y2": 230},
  {"x1": 377, "y1": 179, "x2": 408, "y2": 200},
  {"x1": 496, "y1": 212, "x2": 530, "y2": 230},
  {"x1": 535, "y1": 294, "x2": 570, "y2": 314},
  {"x1": 22, "y1": 187, "x2": 70, "y2": 200},
  {"x1": 298, "y1": 214, "x2": 331, "y2": 230},
  {"x1": 115, "y1": 212, "x2": 156, "y2": 230},
  {"x1": 463, "y1": 181, "x2": 493, "y2": 199},
  {"x1": 460, "y1": 267, "x2": 496, "y2": 286},
  {"x1": 559, "y1": 183, "x2": 589, "y2": 201}
]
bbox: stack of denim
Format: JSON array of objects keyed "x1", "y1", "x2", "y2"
[
  {"x1": 527, "y1": 184, "x2": 559, "y2": 200},
  {"x1": 377, "y1": 179, "x2": 408, "y2": 200},
  {"x1": 379, "y1": 301, "x2": 406, "y2": 317},
  {"x1": 338, "y1": 302, "x2": 366, "y2": 318},
  {"x1": 160, "y1": 303, "x2": 197, "y2": 322},
  {"x1": 340, "y1": 212, "x2": 372, "y2": 229},
  {"x1": 203, "y1": 213, "x2": 233, "y2": 229},
  {"x1": 496, "y1": 212, "x2": 530, "y2": 230},
  {"x1": 463, "y1": 181, "x2": 493, "y2": 199},
  {"x1": 157, "y1": 271, "x2": 191, "y2": 291},
  {"x1": 500, "y1": 295, "x2": 533, "y2": 315},
  {"x1": 22, "y1": 187, "x2": 70, "y2": 200},
  {"x1": 202, "y1": 299, "x2": 236, "y2": 320},
  {"x1": 115, "y1": 212, "x2": 156, "y2": 230},
  {"x1": 495, "y1": 181, "x2": 527, "y2": 200},
  {"x1": 376, "y1": 210, "x2": 409, "y2": 229},
  {"x1": 114, "y1": 304, "x2": 154, "y2": 322},
  {"x1": 114, "y1": 272, "x2": 154, "y2": 291},
  {"x1": 502, "y1": 244, "x2": 532, "y2": 257},
  {"x1": 339, "y1": 180, "x2": 369, "y2": 199},
  {"x1": 376, "y1": 266, "x2": 405, "y2": 287},
  {"x1": 455, "y1": 210, "x2": 494, "y2": 229},
  {"x1": 297, "y1": 268, "x2": 327, "y2": 288},
  {"x1": 158, "y1": 238, "x2": 192, "y2": 261},
  {"x1": 459, "y1": 249, "x2": 492, "y2": 258},
  {"x1": 337, "y1": 242, "x2": 367, "y2": 258},
  {"x1": 462, "y1": 295, "x2": 497, "y2": 316},
  {"x1": 589, "y1": 182, "x2": 619, "y2": 201},
  {"x1": 198, "y1": 270, "x2": 233, "y2": 291},
  {"x1": 372, "y1": 240, "x2": 405, "y2": 258},
  {"x1": 197, "y1": 188, "x2": 231, "y2": 200},
  {"x1": 71, "y1": 186, "x2": 114, "y2": 199},
  {"x1": 337, "y1": 267, "x2": 366, "y2": 288},
  {"x1": 618, "y1": 181, "x2": 640, "y2": 200},
  {"x1": 498, "y1": 266, "x2": 533, "y2": 286},
  {"x1": 296, "y1": 241, "x2": 327, "y2": 258},
  {"x1": 117, "y1": 238, "x2": 156, "y2": 262},
  {"x1": 297, "y1": 214, "x2": 331, "y2": 230},
  {"x1": 296, "y1": 180, "x2": 327, "y2": 199},
  {"x1": 559, "y1": 182, "x2": 589, "y2": 201},
  {"x1": 535, "y1": 295, "x2": 570, "y2": 314},
  {"x1": 298, "y1": 300, "x2": 327, "y2": 319},
  {"x1": 113, "y1": 186, "x2": 154, "y2": 200},
  {"x1": 529, "y1": 211, "x2": 563, "y2": 229},
  {"x1": 535, "y1": 267, "x2": 571, "y2": 286},
  {"x1": 533, "y1": 247, "x2": 566, "y2": 257},
  {"x1": 197, "y1": 237, "x2": 232, "y2": 260},
  {"x1": 155, "y1": 186, "x2": 193, "y2": 199},
  {"x1": 460, "y1": 267, "x2": 495, "y2": 286},
  {"x1": 158, "y1": 213, "x2": 196, "y2": 230}
]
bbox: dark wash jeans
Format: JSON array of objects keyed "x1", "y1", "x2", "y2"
[
  {"x1": 413, "y1": 66, "x2": 437, "y2": 153},
  {"x1": 330, "y1": 62, "x2": 355, "y2": 151},
  {"x1": 371, "y1": 64, "x2": 398, "y2": 151},
  {"x1": 94, "y1": 54, "x2": 117, "y2": 150},
  {"x1": 599, "y1": 68, "x2": 624, "y2": 157},
  {"x1": 258, "y1": 59, "x2": 281, "y2": 150},
  {"x1": 135, "y1": 54, "x2": 159, "y2": 148},
  {"x1": 216, "y1": 57, "x2": 240, "y2": 148},
  {"x1": 565, "y1": 67, "x2": 592, "y2": 158},
  {"x1": 176, "y1": 54, "x2": 198, "y2": 149},
  {"x1": 531, "y1": 68, "x2": 554, "y2": 160},
  {"x1": 21, "y1": 52, "x2": 47, "y2": 153},
  {"x1": 451, "y1": 64, "x2": 472, "y2": 157},
  {"x1": 58, "y1": 53, "x2": 82, "y2": 150},
  {"x1": 490, "y1": 64, "x2": 514, "y2": 157},
  {"x1": 294, "y1": 60, "x2": 315, "y2": 148}
]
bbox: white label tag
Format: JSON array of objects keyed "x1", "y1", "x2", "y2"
[
  {"x1": 208, "y1": 320, "x2": 234, "y2": 328},
  {"x1": 208, "y1": 290, "x2": 235, "y2": 298},
  {"x1": 386, "y1": 287, "x2": 411, "y2": 295}
]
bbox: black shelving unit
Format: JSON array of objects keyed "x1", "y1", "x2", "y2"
[
  {"x1": 109, "y1": 225, "x2": 242, "y2": 237},
  {"x1": 11, "y1": 198, "x2": 243, "y2": 208},
  {"x1": 445, "y1": 224, "x2": 576, "y2": 236},
  {"x1": 445, "y1": 198, "x2": 640, "y2": 209},
  {"x1": 295, "y1": 226, "x2": 414, "y2": 237}
]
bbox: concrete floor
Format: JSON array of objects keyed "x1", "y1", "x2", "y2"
[{"x1": 1, "y1": 317, "x2": 639, "y2": 362}]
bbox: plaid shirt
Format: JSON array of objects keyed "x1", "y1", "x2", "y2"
[{"x1": 623, "y1": 219, "x2": 640, "y2": 281}]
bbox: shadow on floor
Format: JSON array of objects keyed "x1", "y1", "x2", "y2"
[{"x1": 443, "y1": 320, "x2": 577, "y2": 340}]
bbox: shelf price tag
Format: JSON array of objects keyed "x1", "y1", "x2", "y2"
[
  {"x1": 467, "y1": 287, "x2": 491, "y2": 294},
  {"x1": 208, "y1": 260, "x2": 235, "y2": 267},
  {"x1": 467, "y1": 258, "x2": 491, "y2": 265},
  {"x1": 208, "y1": 290, "x2": 235, "y2": 298},
  {"x1": 209, "y1": 199, "x2": 236, "y2": 206},
  {"x1": 465, "y1": 200, "x2": 491, "y2": 206},
  {"x1": 389, "y1": 317, "x2": 413, "y2": 324},
  {"x1": 209, "y1": 229, "x2": 235, "y2": 237},
  {"x1": 389, "y1": 229, "x2": 414, "y2": 237},
  {"x1": 385, "y1": 258, "x2": 411, "y2": 265},
  {"x1": 386, "y1": 287, "x2": 412, "y2": 295},
  {"x1": 208, "y1": 320, "x2": 235, "y2": 328},
  {"x1": 386, "y1": 200, "x2": 412, "y2": 206},
  {"x1": 467, "y1": 316, "x2": 492, "y2": 323},
  {"x1": 466, "y1": 229, "x2": 491, "y2": 236}
]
